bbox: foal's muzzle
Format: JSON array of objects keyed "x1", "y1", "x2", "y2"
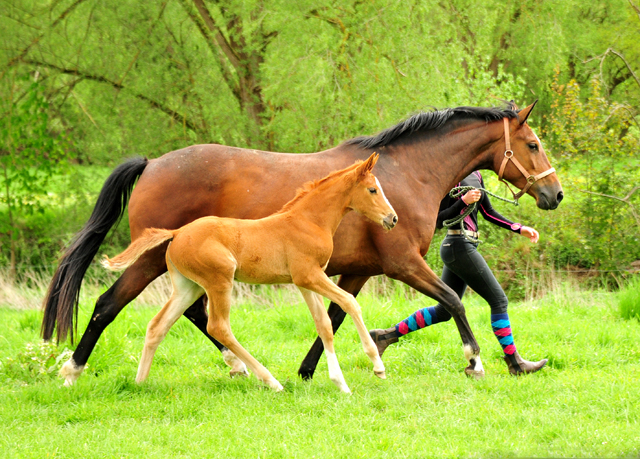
[{"x1": 383, "y1": 213, "x2": 398, "y2": 230}]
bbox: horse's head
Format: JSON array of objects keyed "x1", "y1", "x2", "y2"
[
  {"x1": 496, "y1": 101, "x2": 564, "y2": 210},
  {"x1": 350, "y1": 153, "x2": 398, "y2": 230}
]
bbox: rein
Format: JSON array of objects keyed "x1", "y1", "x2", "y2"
[
  {"x1": 443, "y1": 117, "x2": 555, "y2": 244},
  {"x1": 443, "y1": 185, "x2": 517, "y2": 244}
]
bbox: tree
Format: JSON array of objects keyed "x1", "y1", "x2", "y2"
[{"x1": 0, "y1": 73, "x2": 71, "y2": 279}]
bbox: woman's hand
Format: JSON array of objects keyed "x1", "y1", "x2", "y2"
[
  {"x1": 520, "y1": 226, "x2": 539, "y2": 243},
  {"x1": 462, "y1": 189, "x2": 482, "y2": 205}
]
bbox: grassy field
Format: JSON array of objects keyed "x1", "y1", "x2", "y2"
[{"x1": 1, "y1": 280, "x2": 639, "y2": 458}]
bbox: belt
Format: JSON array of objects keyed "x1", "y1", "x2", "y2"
[{"x1": 447, "y1": 229, "x2": 480, "y2": 239}]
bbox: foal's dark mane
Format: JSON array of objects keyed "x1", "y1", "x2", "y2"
[{"x1": 346, "y1": 103, "x2": 519, "y2": 149}]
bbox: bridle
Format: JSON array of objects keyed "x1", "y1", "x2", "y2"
[{"x1": 498, "y1": 117, "x2": 555, "y2": 202}]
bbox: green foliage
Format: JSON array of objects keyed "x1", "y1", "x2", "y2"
[
  {"x1": 544, "y1": 73, "x2": 640, "y2": 271},
  {"x1": 0, "y1": 0, "x2": 638, "y2": 286},
  {"x1": 619, "y1": 275, "x2": 640, "y2": 321},
  {"x1": 0, "y1": 341, "x2": 72, "y2": 384}
]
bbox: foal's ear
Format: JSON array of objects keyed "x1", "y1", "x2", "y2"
[
  {"x1": 517, "y1": 100, "x2": 538, "y2": 125},
  {"x1": 357, "y1": 152, "x2": 379, "y2": 178}
]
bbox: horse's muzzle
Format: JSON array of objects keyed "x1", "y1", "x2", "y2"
[{"x1": 383, "y1": 213, "x2": 398, "y2": 230}]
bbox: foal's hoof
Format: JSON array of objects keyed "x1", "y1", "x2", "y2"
[
  {"x1": 222, "y1": 348, "x2": 248, "y2": 378},
  {"x1": 464, "y1": 365, "x2": 485, "y2": 380},
  {"x1": 229, "y1": 368, "x2": 249, "y2": 378},
  {"x1": 374, "y1": 370, "x2": 387, "y2": 380}
]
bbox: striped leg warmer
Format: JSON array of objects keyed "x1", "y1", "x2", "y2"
[{"x1": 491, "y1": 313, "x2": 516, "y2": 356}]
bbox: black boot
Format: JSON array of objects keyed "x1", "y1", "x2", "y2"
[
  {"x1": 369, "y1": 327, "x2": 400, "y2": 357},
  {"x1": 504, "y1": 350, "x2": 548, "y2": 375}
]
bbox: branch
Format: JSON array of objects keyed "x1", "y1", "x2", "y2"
[
  {"x1": 629, "y1": 0, "x2": 640, "y2": 22},
  {"x1": 116, "y1": 1, "x2": 169, "y2": 87},
  {"x1": 584, "y1": 48, "x2": 640, "y2": 92},
  {"x1": 176, "y1": 0, "x2": 240, "y2": 100},
  {"x1": 1, "y1": 0, "x2": 89, "y2": 78},
  {"x1": 580, "y1": 186, "x2": 640, "y2": 228},
  {"x1": 191, "y1": 0, "x2": 242, "y2": 69},
  {"x1": 22, "y1": 59, "x2": 201, "y2": 133}
]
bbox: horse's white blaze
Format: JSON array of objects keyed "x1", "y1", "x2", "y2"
[
  {"x1": 375, "y1": 177, "x2": 394, "y2": 212},
  {"x1": 59, "y1": 358, "x2": 85, "y2": 387}
]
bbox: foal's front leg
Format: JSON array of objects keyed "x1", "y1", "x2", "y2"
[
  {"x1": 297, "y1": 272, "x2": 385, "y2": 379},
  {"x1": 298, "y1": 287, "x2": 350, "y2": 394}
]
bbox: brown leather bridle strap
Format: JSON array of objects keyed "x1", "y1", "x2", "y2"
[{"x1": 498, "y1": 117, "x2": 556, "y2": 201}]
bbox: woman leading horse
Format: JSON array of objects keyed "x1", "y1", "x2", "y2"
[
  {"x1": 42, "y1": 101, "x2": 563, "y2": 385},
  {"x1": 369, "y1": 170, "x2": 547, "y2": 377}
]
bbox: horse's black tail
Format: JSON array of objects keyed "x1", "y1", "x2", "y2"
[{"x1": 41, "y1": 157, "x2": 149, "y2": 344}]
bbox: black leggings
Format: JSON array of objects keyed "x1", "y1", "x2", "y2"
[{"x1": 430, "y1": 234, "x2": 509, "y2": 323}]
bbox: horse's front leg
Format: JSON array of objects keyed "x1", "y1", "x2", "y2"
[
  {"x1": 298, "y1": 275, "x2": 369, "y2": 380},
  {"x1": 383, "y1": 253, "x2": 484, "y2": 378},
  {"x1": 298, "y1": 287, "x2": 350, "y2": 394}
]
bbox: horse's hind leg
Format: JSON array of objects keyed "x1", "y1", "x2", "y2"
[
  {"x1": 298, "y1": 287, "x2": 350, "y2": 394},
  {"x1": 183, "y1": 297, "x2": 248, "y2": 377},
  {"x1": 205, "y1": 285, "x2": 283, "y2": 392},
  {"x1": 60, "y1": 246, "x2": 169, "y2": 386},
  {"x1": 385, "y1": 253, "x2": 484, "y2": 378},
  {"x1": 136, "y1": 265, "x2": 204, "y2": 383}
]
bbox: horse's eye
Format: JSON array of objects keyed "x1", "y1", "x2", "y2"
[
  {"x1": 528, "y1": 143, "x2": 539, "y2": 151},
  {"x1": 368, "y1": 188, "x2": 377, "y2": 194}
]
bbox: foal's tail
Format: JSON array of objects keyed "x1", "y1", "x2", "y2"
[
  {"x1": 101, "y1": 228, "x2": 175, "y2": 272},
  {"x1": 42, "y1": 157, "x2": 148, "y2": 344}
]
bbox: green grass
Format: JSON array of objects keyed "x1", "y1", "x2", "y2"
[
  {"x1": 619, "y1": 275, "x2": 640, "y2": 321},
  {"x1": 1, "y1": 284, "x2": 639, "y2": 458}
]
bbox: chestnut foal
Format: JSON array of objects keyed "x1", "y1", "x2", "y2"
[{"x1": 102, "y1": 153, "x2": 397, "y2": 393}]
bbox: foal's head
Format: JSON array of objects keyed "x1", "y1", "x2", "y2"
[{"x1": 349, "y1": 153, "x2": 398, "y2": 230}]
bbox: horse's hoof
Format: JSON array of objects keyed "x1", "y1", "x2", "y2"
[
  {"x1": 464, "y1": 366, "x2": 485, "y2": 380},
  {"x1": 298, "y1": 368, "x2": 314, "y2": 381},
  {"x1": 374, "y1": 370, "x2": 386, "y2": 380},
  {"x1": 59, "y1": 358, "x2": 84, "y2": 386}
]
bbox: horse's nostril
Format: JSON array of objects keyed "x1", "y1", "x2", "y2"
[
  {"x1": 557, "y1": 191, "x2": 564, "y2": 203},
  {"x1": 392, "y1": 215, "x2": 398, "y2": 224}
]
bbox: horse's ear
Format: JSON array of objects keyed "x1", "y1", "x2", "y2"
[
  {"x1": 517, "y1": 100, "x2": 538, "y2": 125},
  {"x1": 357, "y1": 153, "x2": 379, "y2": 178}
]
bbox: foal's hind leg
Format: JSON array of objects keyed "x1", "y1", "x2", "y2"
[
  {"x1": 205, "y1": 285, "x2": 283, "y2": 392},
  {"x1": 298, "y1": 287, "x2": 350, "y2": 394},
  {"x1": 183, "y1": 296, "x2": 248, "y2": 378},
  {"x1": 136, "y1": 266, "x2": 204, "y2": 383}
]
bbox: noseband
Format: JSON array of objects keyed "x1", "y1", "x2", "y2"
[{"x1": 498, "y1": 117, "x2": 555, "y2": 202}]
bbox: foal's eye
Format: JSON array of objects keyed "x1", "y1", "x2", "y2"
[
  {"x1": 528, "y1": 143, "x2": 539, "y2": 151},
  {"x1": 368, "y1": 188, "x2": 377, "y2": 194}
]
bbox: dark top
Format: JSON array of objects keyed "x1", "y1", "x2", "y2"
[{"x1": 436, "y1": 171, "x2": 522, "y2": 233}]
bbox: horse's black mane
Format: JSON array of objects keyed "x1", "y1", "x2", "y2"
[{"x1": 345, "y1": 102, "x2": 519, "y2": 149}]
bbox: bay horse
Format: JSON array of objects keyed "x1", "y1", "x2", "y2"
[
  {"x1": 44, "y1": 101, "x2": 563, "y2": 386},
  {"x1": 101, "y1": 154, "x2": 397, "y2": 393}
]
